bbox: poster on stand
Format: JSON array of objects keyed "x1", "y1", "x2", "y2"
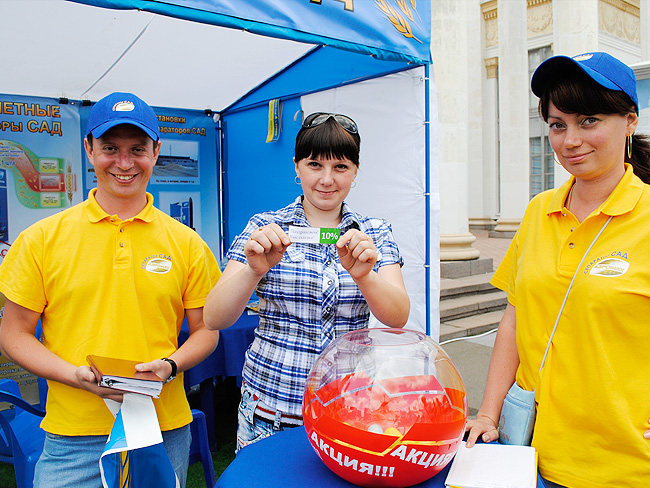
[
  {"x1": 0, "y1": 95, "x2": 83, "y2": 246},
  {"x1": 0, "y1": 94, "x2": 84, "y2": 403}
]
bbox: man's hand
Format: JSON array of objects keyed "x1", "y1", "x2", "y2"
[
  {"x1": 135, "y1": 359, "x2": 173, "y2": 383},
  {"x1": 76, "y1": 365, "x2": 124, "y2": 402}
]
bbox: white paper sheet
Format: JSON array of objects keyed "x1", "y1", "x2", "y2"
[{"x1": 444, "y1": 443, "x2": 537, "y2": 488}]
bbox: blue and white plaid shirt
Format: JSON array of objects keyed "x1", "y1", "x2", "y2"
[{"x1": 227, "y1": 197, "x2": 404, "y2": 416}]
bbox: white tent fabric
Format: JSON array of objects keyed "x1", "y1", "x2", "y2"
[
  {"x1": 301, "y1": 68, "x2": 432, "y2": 334},
  {"x1": 1, "y1": 0, "x2": 312, "y2": 110}
]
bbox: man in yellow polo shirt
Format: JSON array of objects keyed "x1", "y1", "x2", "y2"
[{"x1": 0, "y1": 92, "x2": 221, "y2": 488}]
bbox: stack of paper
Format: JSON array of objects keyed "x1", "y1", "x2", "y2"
[
  {"x1": 87, "y1": 355, "x2": 163, "y2": 398},
  {"x1": 444, "y1": 443, "x2": 537, "y2": 488}
]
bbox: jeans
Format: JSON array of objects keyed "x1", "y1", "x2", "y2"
[
  {"x1": 34, "y1": 425, "x2": 191, "y2": 488},
  {"x1": 236, "y1": 384, "x2": 296, "y2": 453}
]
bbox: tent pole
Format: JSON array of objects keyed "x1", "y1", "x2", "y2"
[
  {"x1": 217, "y1": 118, "x2": 226, "y2": 263},
  {"x1": 424, "y1": 63, "x2": 431, "y2": 337}
]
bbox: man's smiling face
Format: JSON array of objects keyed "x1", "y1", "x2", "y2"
[{"x1": 85, "y1": 124, "x2": 160, "y2": 208}]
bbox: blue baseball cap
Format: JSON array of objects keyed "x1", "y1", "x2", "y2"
[
  {"x1": 531, "y1": 52, "x2": 638, "y2": 111},
  {"x1": 86, "y1": 92, "x2": 160, "y2": 141}
]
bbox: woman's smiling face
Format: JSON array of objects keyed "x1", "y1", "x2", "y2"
[
  {"x1": 295, "y1": 155, "x2": 357, "y2": 216},
  {"x1": 547, "y1": 102, "x2": 637, "y2": 182}
]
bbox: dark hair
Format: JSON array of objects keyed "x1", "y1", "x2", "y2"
[
  {"x1": 295, "y1": 117, "x2": 361, "y2": 167},
  {"x1": 538, "y1": 67, "x2": 650, "y2": 184}
]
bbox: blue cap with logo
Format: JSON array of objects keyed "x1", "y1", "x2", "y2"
[
  {"x1": 86, "y1": 92, "x2": 160, "y2": 141},
  {"x1": 531, "y1": 52, "x2": 638, "y2": 111}
]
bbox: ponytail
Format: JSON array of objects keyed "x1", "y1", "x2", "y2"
[{"x1": 627, "y1": 133, "x2": 650, "y2": 184}]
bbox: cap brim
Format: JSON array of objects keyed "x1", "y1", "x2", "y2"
[
  {"x1": 531, "y1": 56, "x2": 621, "y2": 98},
  {"x1": 89, "y1": 119, "x2": 159, "y2": 141}
]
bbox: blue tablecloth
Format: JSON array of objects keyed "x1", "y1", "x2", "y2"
[
  {"x1": 216, "y1": 426, "x2": 547, "y2": 488},
  {"x1": 180, "y1": 311, "x2": 258, "y2": 388}
]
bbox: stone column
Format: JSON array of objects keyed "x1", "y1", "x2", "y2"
[
  {"x1": 493, "y1": 0, "x2": 529, "y2": 238},
  {"x1": 468, "y1": 6, "x2": 496, "y2": 232},
  {"x1": 551, "y1": 0, "x2": 599, "y2": 188},
  {"x1": 472, "y1": 57, "x2": 499, "y2": 230},
  {"x1": 554, "y1": 0, "x2": 599, "y2": 54},
  {"x1": 432, "y1": 0, "x2": 480, "y2": 262},
  {"x1": 643, "y1": 0, "x2": 650, "y2": 61}
]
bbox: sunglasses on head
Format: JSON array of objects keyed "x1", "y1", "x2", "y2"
[{"x1": 302, "y1": 112, "x2": 358, "y2": 134}]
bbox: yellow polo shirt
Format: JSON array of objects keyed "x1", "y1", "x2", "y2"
[
  {"x1": 0, "y1": 190, "x2": 221, "y2": 435},
  {"x1": 492, "y1": 164, "x2": 650, "y2": 487}
]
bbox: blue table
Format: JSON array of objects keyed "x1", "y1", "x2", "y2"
[
  {"x1": 181, "y1": 311, "x2": 258, "y2": 384},
  {"x1": 179, "y1": 311, "x2": 258, "y2": 449},
  {"x1": 216, "y1": 426, "x2": 547, "y2": 488}
]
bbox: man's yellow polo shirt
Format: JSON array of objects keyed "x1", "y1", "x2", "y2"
[
  {"x1": 492, "y1": 165, "x2": 650, "y2": 487},
  {"x1": 0, "y1": 190, "x2": 221, "y2": 435}
]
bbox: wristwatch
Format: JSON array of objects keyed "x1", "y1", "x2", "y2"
[{"x1": 161, "y1": 358, "x2": 177, "y2": 384}]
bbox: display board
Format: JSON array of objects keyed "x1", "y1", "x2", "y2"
[
  {"x1": 0, "y1": 95, "x2": 85, "y2": 404},
  {"x1": 0, "y1": 95, "x2": 84, "y2": 241}
]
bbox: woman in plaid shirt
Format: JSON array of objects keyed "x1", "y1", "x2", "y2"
[{"x1": 204, "y1": 113, "x2": 409, "y2": 451}]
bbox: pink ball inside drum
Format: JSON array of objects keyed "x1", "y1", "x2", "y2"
[{"x1": 303, "y1": 328, "x2": 468, "y2": 487}]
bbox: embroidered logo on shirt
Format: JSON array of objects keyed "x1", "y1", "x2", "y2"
[
  {"x1": 144, "y1": 257, "x2": 172, "y2": 274},
  {"x1": 588, "y1": 258, "x2": 629, "y2": 277}
]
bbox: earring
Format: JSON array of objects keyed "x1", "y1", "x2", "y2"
[
  {"x1": 295, "y1": 176, "x2": 301, "y2": 185},
  {"x1": 553, "y1": 153, "x2": 562, "y2": 165},
  {"x1": 626, "y1": 134, "x2": 633, "y2": 159},
  {"x1": 351, "y1": 180, "x2": 356, "y2": 189}
]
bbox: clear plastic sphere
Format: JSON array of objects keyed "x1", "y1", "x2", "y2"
[{"x1": 303, "y1": 328, "x2": 467, "y2": 487}]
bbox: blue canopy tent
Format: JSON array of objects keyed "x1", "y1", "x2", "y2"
[{"x1": 0, "y1": 0, "x2": 439, "y2": 335}]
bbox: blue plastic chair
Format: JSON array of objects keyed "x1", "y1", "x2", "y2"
[
  {"x1": 0, "y1": 379, "x2": 46, "y2": 488},
  {"x1": 190, "y1": 409, "x2": 216, "y2": 488}
]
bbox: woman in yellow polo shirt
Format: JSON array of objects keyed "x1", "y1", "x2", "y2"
[{"x1": 466, "y1": 52, "x2": 650, "y2": 487}]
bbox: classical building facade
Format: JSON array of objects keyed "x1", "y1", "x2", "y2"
[{"x1": 432, "y1": 0, "x2": 648, "y2": 261}]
